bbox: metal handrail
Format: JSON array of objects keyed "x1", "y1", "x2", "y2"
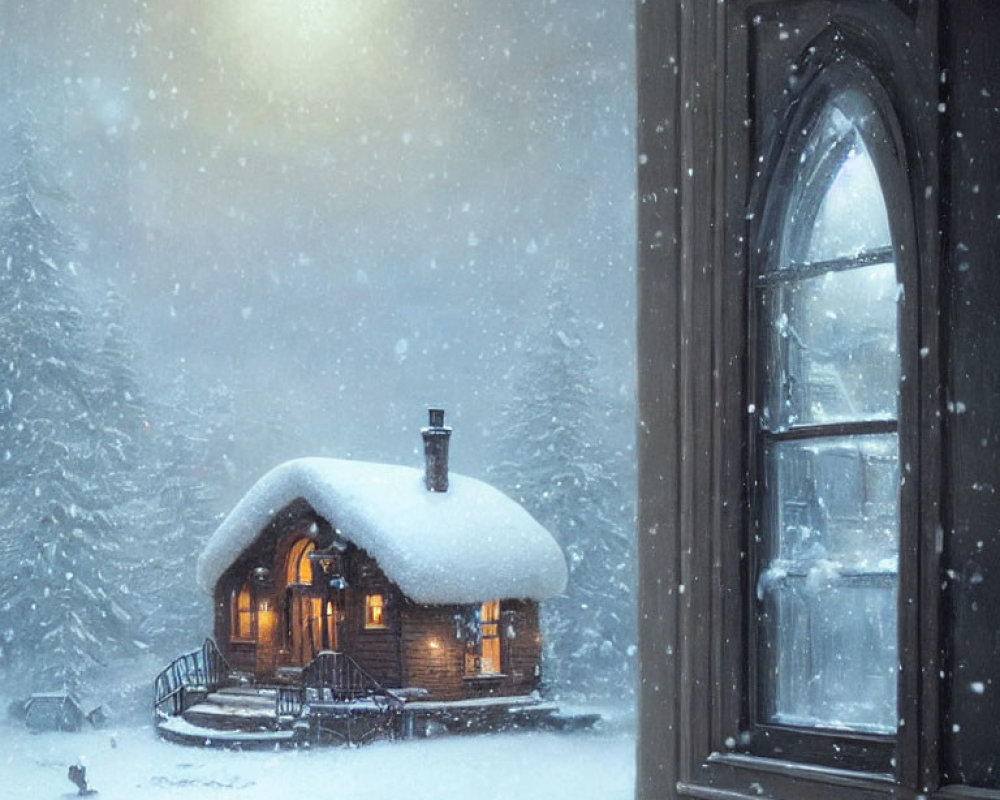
[
  {"x1": 277, "y1": 650, "x2": 404, "y2": 717},
  {"x1": 303, "y1": 650, "x2": 403, "y2": 705},
  {"x1": 153, "y1": 638, "x2": 234, "y2": 717}
]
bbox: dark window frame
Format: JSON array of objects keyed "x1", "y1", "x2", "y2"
[
  {"x1": 636, "y1": 1, "x2": 943, "y2": 797},
  {"x1": 743, "y1": 58, "x2": 916, "y2": 774}
]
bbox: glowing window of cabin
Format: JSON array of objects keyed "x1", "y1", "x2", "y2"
[
  {"x1": 365, "y1": 594, "x2": 386, "y2": 628},
  {"x1": 465, "y1": 599, "x2": 502, "y2": 676},
  {"x1": 480, "y1": 599, "x2": 501, "y2": 674},
  {"x1": 231, "y1": 582, "x2": 254, "y2": 641}
]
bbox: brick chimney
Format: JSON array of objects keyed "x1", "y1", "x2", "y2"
[{"x1": 421, "y1": 408, "x2": 452, "y2": 492}]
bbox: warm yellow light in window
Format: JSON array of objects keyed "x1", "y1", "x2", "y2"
[
  {"x1": 286, "y1": 539, "x2": 315, "y2": 585},
  {"x1": 231, "y1": 582, "x2": 255, "y2": 642},
  {"x1": 464, "y1": 600, "x2": 502, "y2": 676},
  {"x1": 365, "y1": 594, "x2": 386, "y2": 628},
  {"x1": 257, "y1": 605, "x2": 274, "y2": 642},
  {"x1": 480, "y1": 600, "x2": 501, "y2": 674}
]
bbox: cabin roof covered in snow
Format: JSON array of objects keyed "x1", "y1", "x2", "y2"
[{"x1": 196, "y1": 458, "x2": 567, "y2": 605}]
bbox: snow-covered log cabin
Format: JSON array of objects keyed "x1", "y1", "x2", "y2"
[{"x1": 193, "y1": 409, "x2": 566, "y2": 703}]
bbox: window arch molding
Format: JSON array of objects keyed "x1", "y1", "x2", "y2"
[
  {"x1": 751, "y1": 51, "x2": 918, "y2": 277},
  {"x1": 743, "y1": 42, "x2": 925, "y2": 773}
]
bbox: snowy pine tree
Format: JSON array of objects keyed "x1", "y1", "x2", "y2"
[
  {"x1": 93, "y1": 284, "x2": 150, "y2": 465},
  {"x1": 128, "y1": 376, "x2": 243, "y2": 658},
  {"x1": 488, "y1": 265, "x2": 635, "y2": 701},
  {"x1": 0, "y1": 135, "x2": 137, "y2": 693}
]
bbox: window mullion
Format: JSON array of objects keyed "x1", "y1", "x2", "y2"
[
  {"x1": 761, "y1": 419, "x2": 898, "y2": 442},
  {"x1": 757, "y1": 245, "x2": 896, "y2": 287}
]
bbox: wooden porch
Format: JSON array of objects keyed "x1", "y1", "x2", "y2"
[{"x1": 153, "y1": 640, "x2": 590, "y2": 748}]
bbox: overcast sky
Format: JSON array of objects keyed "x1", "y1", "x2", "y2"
[{"x1": 3, "y1": 1, "x2": 637, "y2": 491}]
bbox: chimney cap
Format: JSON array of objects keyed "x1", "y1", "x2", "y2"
[{"x1": 424, "y1": 407, "x2": 451, "y2": 430}]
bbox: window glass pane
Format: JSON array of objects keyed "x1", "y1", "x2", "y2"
[
  {"x1": 805, "y1": 137, "x2": 891, "y2": 262},
  {"x1": 762, "y1": 576, "x2": 897, "y2": 732},
  {"x1": 481, "y1": 600, "x2": 501, "y2": 674},
  {"x1": 764, "y1": 435, "x2": 898, "y2": 567},
  {"x1": 756, "y1": 87, "x2": 903, "y2": 740},
  {"x1": 762, "y1": 262, "x2": 899, "y2": 429},
  {"x1": 758, "y1": 435, "x2": 898, "y2": 732},
  {"x1": 232, "y1": 583, "x2": 254, "y2": 641},
  {"x1": 365, "y1": 594, "x2": 386, "y2": 628},
  {"x1": 775, "y1": 100, "x2": 892, "y2": 268}
]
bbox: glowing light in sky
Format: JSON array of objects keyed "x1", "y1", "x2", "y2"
[{"x1": 209, "y1": 0, "x2": 395, "y2": 104}]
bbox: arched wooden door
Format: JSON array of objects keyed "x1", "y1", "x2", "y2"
[{"x1": 282, "y1": 539, "x2": 336, "y2": 667}]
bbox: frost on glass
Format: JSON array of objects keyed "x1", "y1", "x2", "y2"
[
  {"x1": 776, "y1": 106, "x2": 892, "y2": 268},
  {"x1": 758, "y1": 435, "x2": 899, "y2": 732},
  {"x1": 763, "y1": 261, "x2": 899, "y2": 428},
  {"x1": 805, "y1": 130, "x2": 891, "y2": 263},
  {"x1": 756, "y1": 88, "x2": 901, "y2": 736}
]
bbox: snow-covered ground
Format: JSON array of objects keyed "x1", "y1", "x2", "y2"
[{"x1": 0, "y1": 716, "x2": 634, "y2": 800}]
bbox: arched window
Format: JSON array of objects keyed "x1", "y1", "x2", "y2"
[
  {"x1": 752, "y1": 83, "x2": 905, "y2": 736},
  {"x1": 285, "y1": 538, "x2": 316, "y2": 586}
]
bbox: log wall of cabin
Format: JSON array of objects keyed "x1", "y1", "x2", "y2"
[
  {"x1": 399, "y1": 599, "x2": 544, "y2": 701},
  {"x1": 498, "y1": 599, "x2": 543, "y2": 695},
  {"x1": 338, "y1": 546, "x2": 403, "y2": 689},
  {"x1": 400, "y1": 604, "x2": 468, "y2": 700}
]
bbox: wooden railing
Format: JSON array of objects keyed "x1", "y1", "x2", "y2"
[
  {"x1": 153, "y1": 638, "x2": 233, "y2": 718},
  {"x1": 276, "y1": 650, "x2": 404, "y2": 717},
  {"x1": 276, "y1": 684, "x2": 305, "y2": 717}
]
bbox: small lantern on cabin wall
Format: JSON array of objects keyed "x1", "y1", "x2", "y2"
[{"x1": 252, "y1": 566, "x2": 271, "y2": 585}]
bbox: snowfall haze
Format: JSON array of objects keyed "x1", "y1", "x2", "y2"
[
  {"x1": 0, "y1": 0, "x2": 638, "y2": 780},
  {"x1": 1, "y1": 0, "x2": 636, "y2": 486}
]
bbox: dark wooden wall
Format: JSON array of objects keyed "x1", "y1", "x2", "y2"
[
  {"x1": 399, "y1": 599, "x2": 542, "y2": 701},
  {"x1": 500, "y1": 600, "x2": 543, "y2": 693},
  {"x1": 338, "y1": 547, "x2": 404, "y2": 689},
  {"x1": 399, "y1": 604, "x2": 467, "y2": 699},
  {"x1": 637, "y1": 0, "x2": 1000, "y2": 797},
  {"x1": 940, "y1": 0, "x2": 1000, "y2": 787}
]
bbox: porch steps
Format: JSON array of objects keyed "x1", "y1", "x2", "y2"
[
  {"x1": 156, "y1": 713, "x2": 299, "y2": 749},
  {"x1": 156, "y1": 685, "x2": 301, "y2": 748},
  {"x1": 182, "y1": 687, "x2": 281, "y2": 732}
]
